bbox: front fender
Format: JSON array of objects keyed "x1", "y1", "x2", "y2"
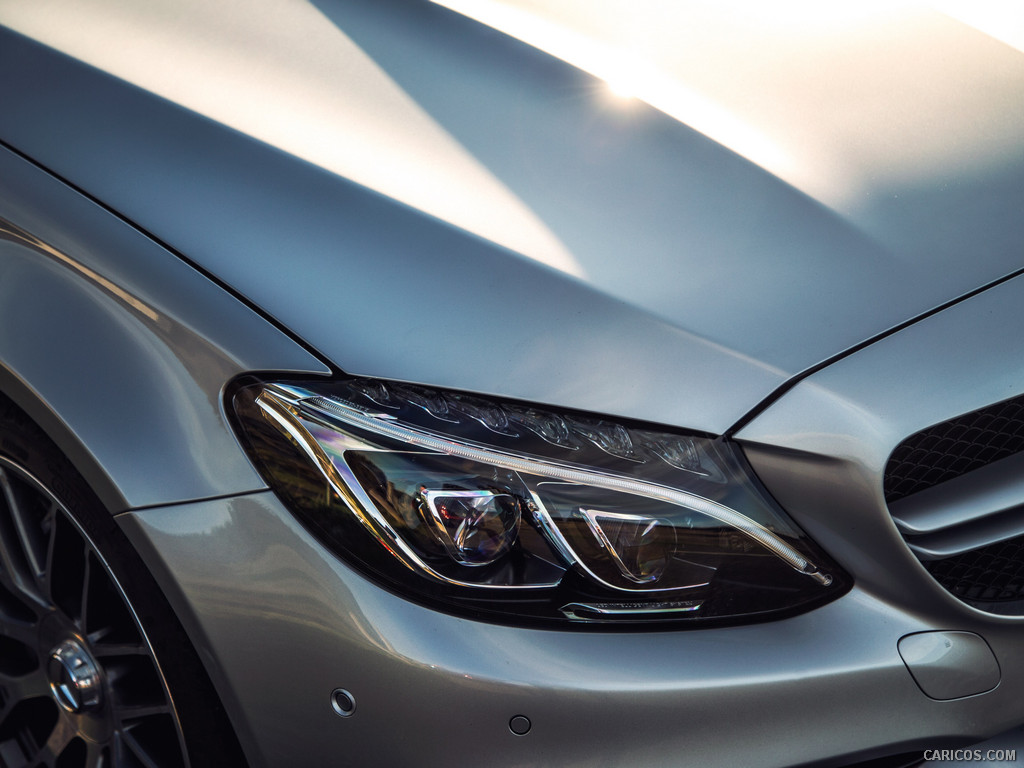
[{"x1": 0, "y1": 143, "x2": 328, "y2": 512}]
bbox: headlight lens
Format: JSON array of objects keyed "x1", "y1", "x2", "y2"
[{"x1": 231, "y1": 377, "x2": 848, "y2": 626}]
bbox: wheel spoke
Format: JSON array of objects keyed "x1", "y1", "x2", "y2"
[
  {"x1": 0, "y1": 470, "x2": 47, "y2": 582},
  {"x1": 0, "y1": 616, "x2": 36, "y2": 646},
  {"x1": 122, "y1": 728, "x2": 162, "y2": 768},
  {"x1": 33, "y1": 712, "x2": 76, "y2": 767},
  {"x1": 0, "y1": 668, "x2": 50, "y2": 705},
  {"x1": 112, "y1": 731, "x2": 128, "y2": 767},
  {"x1": 84, "y1": 740, "x2": 108, "y2": 768},
  {"x1": 42, "y1": 500, "x2": 59, "y2": 605},
  {"x1": 0, "y1": 468, "x2": 48, "y2": 607}
]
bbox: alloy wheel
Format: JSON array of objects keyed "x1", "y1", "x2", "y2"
[{"x1": 0, "y1": 458, "x2": 188, "y2": 768}]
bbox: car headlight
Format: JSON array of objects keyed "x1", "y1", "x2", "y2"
[{"x1": 230, "y1": 377, "x2": 849, "y2": 627}]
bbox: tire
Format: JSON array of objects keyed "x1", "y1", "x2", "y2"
[{"x1": 0, "y1": 394, "x2": 247, "y2": 768}]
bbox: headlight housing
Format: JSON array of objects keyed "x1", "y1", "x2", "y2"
[{"x1": 231, "y1": 377, "x2": 849, "y2": 627}]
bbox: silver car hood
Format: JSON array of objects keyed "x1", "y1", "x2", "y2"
[{"x1": 2, "y1": 0, "x2": 1023, "y2": 433}]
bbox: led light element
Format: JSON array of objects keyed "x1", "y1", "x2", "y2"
[
  {"x1": 232, "y1": 377, "x2": 847, "y2": 626},
  {"x1": 566, "y1": 416, "x2": 640, "y2": 461},
  {"x1": 290, "y1": 387, "x2": 829, "y2": 585}
]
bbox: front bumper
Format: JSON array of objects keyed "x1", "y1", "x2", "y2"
[{"x1": 119, "y1": 491, "x2": 1019, "y2": 768}]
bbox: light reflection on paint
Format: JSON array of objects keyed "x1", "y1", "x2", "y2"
[
  {"x1": 431, "y1": 0, "x2": 1024, "y2": 209},
  {"x1": 0, "y1": 219, "x2": 160, "y2": 322},
  {"x1": 0, "y1": 0, "x2": 582, "y2": 278},
  {"x1": 933, "y1": 0, "x2": 1024, "y2": 54},
  {"x1": 430, "y1": 0, "x2": 805, "y2": 193}
]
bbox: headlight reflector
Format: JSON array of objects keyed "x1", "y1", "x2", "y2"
[{"x1": 231, "y1": 377, "x2": 848, "y2": 626}]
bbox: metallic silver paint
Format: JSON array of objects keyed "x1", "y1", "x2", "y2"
[
  {"x1": 737, "y1": 272, "x2": 1024, "y2": 611},
  {"x1": 121, "y1": 492, "x2": 1009, "y2": 768},
  {"x1": 0, "y1": 146, "x2": 328, "y2": 512},
  {"x1": 0, "y1": 0, "x2": 1022, "y2": 763},
  {"x1": 3, "y1": 2, "x2": 1024, "y2": 432},
  {"x1": 888, "y1": 451, "x2": 1024, "y2": 537},
  {"x1": 736, "y1": 273, "x2": 1024, "y2": 746},
  {"x1": 897, "y1": 632, "x2": 1000, "y2": 701}
]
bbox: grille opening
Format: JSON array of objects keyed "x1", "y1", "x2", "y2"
[
  {"x1": 885, "y1": 392, "x2": 1024, "y2": 613},
  {"x1": 885, "y1": 393, "x2": 1024, "y2": 504}
]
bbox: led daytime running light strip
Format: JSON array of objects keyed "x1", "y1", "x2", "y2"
[{"x1": 271, "y1": 384, "x2": 832, "y2": 586}]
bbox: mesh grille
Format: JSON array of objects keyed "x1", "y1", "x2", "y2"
[
  {"x1": 884, "y1": 393, "x2": 1024, "y2": 503},
  {"x1": 885, "y1": 393, "x2": 1024, "y2": 611},
  {"x1": 924, "y1": 534, "x2": 1024, "y2": 603}
]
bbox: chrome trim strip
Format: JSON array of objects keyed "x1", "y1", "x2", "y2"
[{"x1": 560, "y1": 600, "x2": 703, "y2": 621}]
